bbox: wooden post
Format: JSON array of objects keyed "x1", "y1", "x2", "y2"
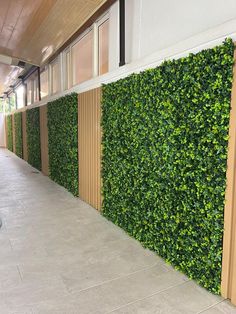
[
  {"x1": 78, "y1": 88, "x2": 102, "y2": 210},
  {"x1": 221, "y1": 49, "x2": 236, "y2": 301}
]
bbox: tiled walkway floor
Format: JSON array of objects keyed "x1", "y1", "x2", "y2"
[{"x1": 0, "y1": 148, "x2": 236, "y2": 314}]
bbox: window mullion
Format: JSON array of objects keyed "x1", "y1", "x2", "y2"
[{"x1": 93, "y1": 23, "x2": 99, "y2": 78}]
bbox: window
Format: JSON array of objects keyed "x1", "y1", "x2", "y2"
[
  {"x1": 0, "y1": 98, "x2": 9, "y2": 112},
  {"x1": 4, "y1": 98, "x2": 10, "y2": 113},
  {"x1": 98, "y1": 19, "x2": 109, "y2": 75},
  {"x1": 40, "y1": 67, "x2": 49, "y2": 98},
  {"x1": 72, "y1": 30, "x2": 93, "y2": 85},
  {"x1": 25, "y1": 72, "x2": 39, "y2": 105},
  {"x1": 64, "y1": 50, "x2": 71, "y2": 90},
  {"x1": 33, "y1": 77, "x2": 39, "y2": 102},
  {"x1": 0, "y1": 98, "x2": 3, "y2": 113},
  {"x1": 16, "y1": 85, "x2": 24, "y2": 109},
  {"x1": 9, "y1": 93, "x2": 16, "y2": 111},
  {"x1": 51, "y1": 59, "x2": 60, "y2": 94},
  {"x1": 27, "y1": 80, "x2": 33, "y2": 105}
]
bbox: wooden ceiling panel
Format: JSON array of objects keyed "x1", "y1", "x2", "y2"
[
  {"x1": 7, "y1": 0, "x2": 46, "y2": 51},
  {"x1": 13, "y1": 0, "x2": 57, "y2": 63},
  {"x1": 0, "y1": 0, "x2": 45, "y2": 58},
  {"x1": 0, "y1": 1, "x2": 10, "y2": 31},
  {"x1": 0, "y1": 0, "x2": 24, "y2": 52},
  {"x1": 0, "y1": 0, "x2": 107, "y2": 64}
]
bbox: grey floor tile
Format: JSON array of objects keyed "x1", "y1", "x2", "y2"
[
  {"x1": 61, "y1": 260, "x2": 168, "y2": 293},
  {"x1": 64, "y1": 267, "x2": 188, "y2": 313},
  {"x1": 0, "y1": 265, "x2": 22, "y2": 291},
  {"x1": 0, "y1": 277, "x2": 69, "y2": 307},
  {"x1": 201, "y1": 300, "x2": 236, "y2": 313},
  {"x1": 108, "y1": 281, "x2": 222, "y2": 314}
]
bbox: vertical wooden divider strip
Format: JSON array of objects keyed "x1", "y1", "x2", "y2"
[
  {"x1": 230, "y1": 196, "x2": 236, "y2": 304},
  {"x1": 227, "y1": 50, "x2": 236, "y2": 303},
  {"x1": 39, "y1": 105, "x2": 49, "y2": 176},
  {"x1": 78, "y1": 87, "x2": 102, "y2": 210},
  {"x1": 221, "y1": 49, "x2": 236, "y2": 301},
  {"x1": 22, "y1": 111, "x2": 28, "y2": 161}
]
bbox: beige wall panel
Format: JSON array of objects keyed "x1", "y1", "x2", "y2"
[
  {"x1": 12, "y1": 114, "x2": 15, "y2": 153},
  {"x1": 78, "y1": 87, "x2": 102, "y2": 210},
  {"x1": 221, "y1": 50, "x2": 236, "y2": 303},
  {"x1": 22, "y1": 111, "x2": 28, "y2": 161},
  {"x1": 40, "y1": 105, "x2": 49, "y2": 176}
]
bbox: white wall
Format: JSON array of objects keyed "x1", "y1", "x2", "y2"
[
  {"x1": 109, "y1": 0, "x2": 236, "y2": 69},
  {"x1": 0, "y1": 113, "x2": 5, "y2": 147},
  {"x1": 109, "y1": 1, "x2": 119, "y2": 71}
]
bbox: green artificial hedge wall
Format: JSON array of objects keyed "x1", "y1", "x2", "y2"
[
  {"x1": 26, "y1": 107, "x2": 41, "y2": 170},
  {"x1": 102, "y1": 39, "x2": 235, "y2": 293},
  {"x1": 47, "y1": 93, "x2": 78, "y2": 196},
  {"x1": 14, "y1": 112, "x2": 23, "y2": 158},
  {"x1": 6, "y1": 115, "x2": 13, "y2": 152}
]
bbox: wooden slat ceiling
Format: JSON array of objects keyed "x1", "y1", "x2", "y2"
[{"x1": 0, "y1": 0, "x2": 107, "y2": 94}]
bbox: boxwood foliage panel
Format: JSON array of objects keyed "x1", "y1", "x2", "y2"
[
  {"x1": 14, "y1": 112, "x2": 23, "y2": 158},
  {"x1": 102, "y1": 39, "x2": 234, "y2": 293},
  {"x1": 47, "y1": 93, "x2": 78, "y2": 196},
  {"x1": 26, "y1": 107, "x2": 41, "y2": 170},
  {"x1": 6, "y1": 115, "x2": 13, "y2": 152}
]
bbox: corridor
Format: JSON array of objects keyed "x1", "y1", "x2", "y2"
[{"x1": 0, "y1": 148, "x2": 235, "y2": 314}]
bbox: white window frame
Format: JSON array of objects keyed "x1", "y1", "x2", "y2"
[
  {"x1": 40, "y1": 66, "x2": 49, "y2": 99},
  {"x1": 49, "y1": 57, "x2": 61, "y2": 95},
  {"x1": 71, "y1": 26, "x2": 94, "y2": 87},
  {"x1": 16, "y1": 85, "x2": 25, "y2": 109},
  {"x1": 27, "y1": 79, "x2": 33, "y2": 105},
  {"x1": 33, "y1": 77, "x2": 39, "y2": 103},
  {"x1": 95, "y1": 12, "x2": 109, "y2": 76},
  {"x1": 63, "y1": 47, "x2": 72, "y2": 90}
]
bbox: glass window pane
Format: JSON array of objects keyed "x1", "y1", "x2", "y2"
[
  {"x1": 40, "y1": 69, "x2": 48, "y2": 98},
  {"x1": 72, "y1": 30, "x2": 93, "y2": 85},
  {"x1": 0, "y1": 98, "x2": 3, "y2": 113},
  {"x1": 27, "y1": 80, "x2": 32, "y2": 105},
  {"x1": 9, "y1": 93, "x2": 16, "y2": 111},
  {"x1": 52, "y1": 61, "x2": 60, "y2": 94},
  {"x1": 33, "y1": 78, "x2": 39, "y2": 102},
  {"x1": 99, "y1": 19, "x2": 109, "y2": 75},
  {"x1": 65, "y1": 51, "x2": 71, "y2": 90},
  {"x1": 5, "y1": 98, "x2": 10, "y2": 112},
  {"x1": 16, "y1": 86, "x2": 24, "y2": 109}
]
